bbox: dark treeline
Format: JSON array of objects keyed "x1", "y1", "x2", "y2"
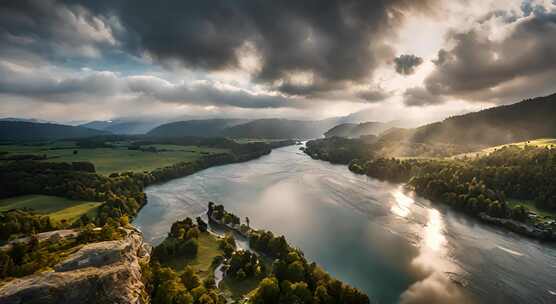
[
  {"x1": 304, "y1": 135, "x2": 475, "y2": 161},
  {"x1": 152, "y1": 217, "x2": 202, "y2": 259}
]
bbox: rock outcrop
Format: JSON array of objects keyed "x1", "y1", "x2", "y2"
[{"x1": 0, "y1": 228, "x2": 151, "y2": 304}]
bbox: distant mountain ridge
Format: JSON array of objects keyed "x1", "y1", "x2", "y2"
[
  {"x1": 147, "y1": 119, "x2": 250, "y2": 137},
  {"x1": 383, "y1": 93, "x2": 556, "y2": 147},
  {"x1": 221, "y1": 118, "x2": 339, "y2": 139},
  {"x1": 80, "y1": 120, "x2": 163, "y2": 135},
  {"x1": 0, "y1": 121, "x2": 109, "y2": 141},
  {"x1": 0, "y1": 117, "x2": 50, "y2": 124},
  {"x1": 324, "y1": 121, "x2": 396, "y2": 138},
  {"x1": 148, "y1": 118, "x2": 340, "y2": 139}
]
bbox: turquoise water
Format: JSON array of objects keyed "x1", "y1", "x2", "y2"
[{"x1": 134, "y1": 145, "x2": 556, "y2": 304}]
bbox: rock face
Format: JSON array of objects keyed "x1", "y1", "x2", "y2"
[{"x1": 0, "y1": 228, "x2": 151, "y2": 304}]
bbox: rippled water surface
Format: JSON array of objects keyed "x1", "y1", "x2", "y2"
[{"x1": 134, "y1": 145, "x2": 556, "y2": 304}]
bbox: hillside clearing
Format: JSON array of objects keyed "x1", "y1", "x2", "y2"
[
  {"x1": 0, "y1": 195, "x2": 102, "y2": 224},
  {"x1": 160, "y1": 232, "x2": 223, "y2": 279}
]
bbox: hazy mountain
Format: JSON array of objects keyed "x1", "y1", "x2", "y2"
[
  {"x1": 340, "y1": 109, "x2": 425, "y2": 128},
  {"x1": 0, "y1": 117, "x2": 50, "y2": 124},
  {"x1": 324, "y1": 121, "x2": 396, "y2": 138},
  {"x1": 147, "y1": 119, "x2": 250, "y2": 137},
  {"x1": 222, "y1": 118, "x2": 338, "y2": 139},
  {"x1": 80, "y1": 120, "x2": 162, "y2": 135},
  {"x1": 384, "y1": 93, "x2": 556, "y2": 147},
  {"x1": 0, "y1": 121, "x2": 110, "y2": 141}
]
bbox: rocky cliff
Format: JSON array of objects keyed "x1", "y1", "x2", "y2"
[{"x1": 0, "y1": 228, "x2": 151, "y2": 304}]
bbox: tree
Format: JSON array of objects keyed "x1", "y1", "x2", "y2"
[
  {"x1": 181, "y1": 266, "x2": 201, "y2": 290},
  {"x1": 253, "y1": 277, "x2": 280, "y2": 304}
]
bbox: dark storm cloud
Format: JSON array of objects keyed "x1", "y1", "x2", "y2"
[
  {"x1": 423, "y1": 3, "x2": 556, "y2": 104},
  {"x1": 357, "y1": 89, "x2": 392, "y2": 103},
  {"x1": 394, "y1": 54, "x2": 424, "y2": 75},
  {"x1": 403, "y1": 87, "x2": 444, "y2": 106},
  {"x1": 72, "y1": 0, "x2": 436, "y2": 95},
  {"x1": 0, "y1": 0, "x2": 117, "y2": 63}
]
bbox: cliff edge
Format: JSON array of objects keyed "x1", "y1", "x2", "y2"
[{"x1": 0, "y1": 228, "x2": 151, "y2": 304}]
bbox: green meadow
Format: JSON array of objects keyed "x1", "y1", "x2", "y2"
[
  {"x1": 0, "y1": 194, "x2": 102, "y2": 225},
  {"x1": 0, "y1": 143, "x2": 229, "y2": 175},
  {"x1": 451, "y1": 138, "x2": 556, "y2": 159},
  {"x1": 160, "y1": 232, "x2": 223, "y2": 279}
]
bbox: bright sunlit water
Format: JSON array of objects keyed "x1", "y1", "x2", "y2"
[{"x1": 134, "y1": 145, "x2": 556, "y2": 304}]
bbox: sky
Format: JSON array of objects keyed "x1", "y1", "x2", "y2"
[{"x1": 1, "y1": 0, "x2": 556, "y2": 124}]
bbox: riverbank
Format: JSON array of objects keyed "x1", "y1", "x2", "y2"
[{"x1": 302, "y1": 143, "x2": 556, "y2": 242}]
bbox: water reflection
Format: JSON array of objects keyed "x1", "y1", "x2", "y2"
[
  {"x1": 423, "y1": 209, "x2": 446, "y2": 254},
  {"x1": 390, "y1": 187, "x2": 414, "y2": 218}
]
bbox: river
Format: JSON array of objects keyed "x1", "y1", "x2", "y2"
[{"x1": 133, "y1": 145, "x2": 556, "y2": 304}]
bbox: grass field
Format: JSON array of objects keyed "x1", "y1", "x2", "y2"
[
  {"x1": 507, "y1": 199, "x2": 556, "y2": 219},
  {"x1": 0, "y1": 143, "x2": 229, "y2": 175},
  {"x1": 161, "y1": 232, "x2": 223, "y2": 279},
  {"x1": 0, "y1": 195, "x2": 102, "y2": 224},
  {"x1": 451, "y1": 138, "x2": 556, "y2": 159}
]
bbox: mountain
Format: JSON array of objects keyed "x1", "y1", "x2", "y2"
[
  {"x1": 0, "y1": 117, "x2": 50, "y2": 124},
  {"x1": 324, "y1": 121, "x2": 395, "y2": 138},
  {"x1": 222, "y1": 118, "x2": 338, "y2": 139},
  {"x1": 386, "y1": 93, "x2": 556, "y2": 147},
  {"x1": 147, "y1": 119, "x2": 249, "y2": 137},
  {"x1": 149, "y1": 118, "x2": 345, "y2": 139},
  {"x1": 80, "y1": 120, "x2": 163, "y2": 135},
  {"x1": 340, "y1": 109, "x2": 425, "y2": 128},
  {"x1": 0, "y1": 121, "x2": 110, "y2": 141}
]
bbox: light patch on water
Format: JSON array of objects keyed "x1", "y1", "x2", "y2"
[
  {"x1": 423, "y1": 209, "x2": 446, "y2": 253},
  {"x1": 549, "y1": 290, "x2": 556, "y2": 296},
  {"x1": 391, "y1": 188, "x2": 414, "y2": 218},
  {"x1": 400, "y1": 208, "x2": 470, "y2": 304},
  {"x1": 496, "y1": 246, "x2": 525, "y2": 257}
]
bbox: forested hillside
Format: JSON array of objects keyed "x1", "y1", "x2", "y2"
[
  {"x1": 80, "y1": 120, "x2": 162, "y2": 135},
  {"x1": 222, "y1": 119, "x2": 337, "y2": 139},
  {"x1": 324, "y1": 122, "x2": 392, "y2": 138},
  {"x1": 147, "y1": 119, "x2": 249, "y2": 137},
  {"x1": 395, "y1": 93, "x2": 556, "y2": 147},
  {"x1": 0, "y1": 121, "x2": 109, "y2": 141}
]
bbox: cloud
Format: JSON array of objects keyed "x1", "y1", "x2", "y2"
[
  {"x1": 394, "y1": 54, "x2": 424, "y2": 75},
  {"x1": 127, "y1": 77, "x2": 299, "y2": 109},
  {"x1": 74, "y1": 0, "x2": 437, "y2": 95},
  {"x1": 403, "y1": 87, "x2": 445, "y2": 106},
  {"x1": 0, "y1": 61, "x2": 299, "y2": 109},
  {"x1": 424, "y1": 2, "x2": 556, "y2": 103},
  {"x1": 0, "y1": 0, "x2": 118, "y2": 64},
  {"x1": 356, "y1": 89, "x2": 392, "y2": 103},
  {"x1": 400, "y1": 273, "x2": 472, "y2": 304}
]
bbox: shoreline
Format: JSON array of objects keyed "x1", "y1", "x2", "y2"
[{"x1": 303, "y1": 148, "x2": 556, "y2": 242}]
